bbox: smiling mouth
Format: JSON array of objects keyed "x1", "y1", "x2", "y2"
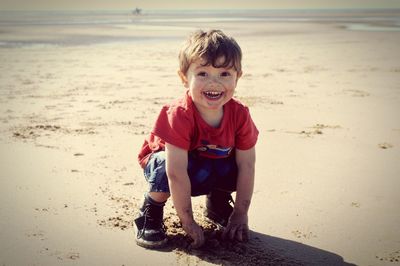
[{"x1": 203, "y1": 91, "x2": 224, "y2": 100}]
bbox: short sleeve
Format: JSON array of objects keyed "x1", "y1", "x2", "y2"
[
  {"x1": 152, "y1": 105, "x2": 192, "y2": 150},
  {"x1": 235, "y1": 106, "x2": 259, "y2": 150}
]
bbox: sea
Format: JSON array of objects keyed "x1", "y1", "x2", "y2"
[{"x1": 0, "y1": 9, "x2": 399, "y2": 47}]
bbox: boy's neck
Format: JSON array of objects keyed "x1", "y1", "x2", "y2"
[{"x1": 195, "y1": 104, "x2": 224, "y2": 128}]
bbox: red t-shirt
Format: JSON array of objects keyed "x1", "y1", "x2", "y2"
[{"x1": 138, "y1": 92, "x2": 259, "y2": 168}]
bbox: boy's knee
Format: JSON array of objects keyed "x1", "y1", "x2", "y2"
[{"x1": 144, "y1": 151, "x2": 169, "y2": 193}]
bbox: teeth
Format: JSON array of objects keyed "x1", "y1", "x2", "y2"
[{"x1": 204, "y1": 91, "x2": 223, "y2": 98}]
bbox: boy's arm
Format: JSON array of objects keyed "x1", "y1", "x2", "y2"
[
  {"x1": 223, "y1": 146, "x2": 256, "y2": 242},
  {"x1": 165, "y1": 143, "x2": 205, "y2": 248}
]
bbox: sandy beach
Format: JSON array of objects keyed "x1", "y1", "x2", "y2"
[{"x1": 1, "y1": 10, "x2": 400, "y2": 265}]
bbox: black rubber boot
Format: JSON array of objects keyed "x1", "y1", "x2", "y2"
[
  {"x1": 134, "y1": 194, "x2": 167, "y2": 248},
  {"x1": 204, "y1": 190, "x2": 234, "y2": 227}
]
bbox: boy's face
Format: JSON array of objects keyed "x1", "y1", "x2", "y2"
[{"x1": 179, "y1": 57, "x2": 242, "y2": 113}]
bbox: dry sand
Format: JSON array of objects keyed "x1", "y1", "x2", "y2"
[{"x1": 1, "y1": 13, "x2": 400, "y2": 265}]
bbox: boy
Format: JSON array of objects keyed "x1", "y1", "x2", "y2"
[{"x1": 135, "y1": 29, "x2": 258, "y2": 249}]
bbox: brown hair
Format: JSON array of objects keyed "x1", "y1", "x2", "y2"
[{"x1": 178, "y1": 29, "x2": 242, "y2": 74}]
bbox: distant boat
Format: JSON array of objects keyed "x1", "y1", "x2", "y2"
[{"x1": 132, "y1": 7, "x2": 142, "y2": 15}]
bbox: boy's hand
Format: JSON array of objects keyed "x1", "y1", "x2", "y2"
[
  {"x1": 222, "y1": 211, "x2": 249, "y2": 242},
  {"x1": 182, "y1": 220, "x2": 205, "y2": 248}
]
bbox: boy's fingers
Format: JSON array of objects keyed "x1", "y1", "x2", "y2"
[
  {"x1": 235, "y1": 228, "x2": 243, "y2": 242},
  {"x1": 222, "y1": 224, "x2": 236, "y2": 240},
  {"x1": 236, "y1": 224, "x2": 247, "y2": 241},
  {"x1": 223, "y1": 224, "x2": 249, "y2": 242},
  {"x1": 241, "y1": 227, "x2": 249, "y2": 242},
  {"x1": 222, "y1": 225, "x2": 231, "y2": 239},
  {"x1": 189, "y1": 228, "x2": 205, "y2": 249},
  {"x1": 236, "y1": 225, "x2": 249, "y2": 242},
  {"x1": 191, "y1": 239, "x2": 203, "y2": 248},
  {"x1": 224, "y1": 224, "x2": 239, "y2": 240},
  {"x1": 229, "y1": 226, "x2": 238, "y2": 240},
  {"x1": 190, "y1": 240, "x2": 199, "y2": 249},
  {"x1": 190, "y1": 234, "x2": 204, "y2": 248}
]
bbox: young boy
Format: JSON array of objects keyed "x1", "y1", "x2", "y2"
[{"x1": 135, "y1": 29, "x2": 258, "y2": 249}]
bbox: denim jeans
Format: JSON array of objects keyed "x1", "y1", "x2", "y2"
[{"x1": 144, "y1": 151, "x2": 237, "y2": 196}]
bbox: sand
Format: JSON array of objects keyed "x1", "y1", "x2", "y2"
[{"x1": 1, "y1": 11, "x2": 400, "y2": 265}]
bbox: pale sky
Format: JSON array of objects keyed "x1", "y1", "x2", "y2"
[{"x1": 0, "y1": 0, "x2": 399, "y2": 11}]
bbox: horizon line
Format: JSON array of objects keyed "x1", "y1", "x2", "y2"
[{"x1": 1, "y1": 7, "x2": 400, "y2": 12}]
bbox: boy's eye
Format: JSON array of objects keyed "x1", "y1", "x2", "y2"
[
  {"x1": 221, "y1": 71, "x2": 231, "y2": 77},
  {"x1": 197, "y1": 72, "x2": 207, "y2": 77}
]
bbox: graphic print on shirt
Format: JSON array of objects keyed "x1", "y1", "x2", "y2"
[{"x1": 196, "y1": 139, "x2": 233, "y2": 157}]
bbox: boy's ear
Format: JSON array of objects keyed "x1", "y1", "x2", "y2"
[
  {"x1": 236, "y1": 71, "x2": 243, "y2": 84},
  {"x1": 178, "y1": 70, "x2": 189, "y2": 88},
  {"x1": 237, "y1": 71, "x2": 243, "y2": 79}
]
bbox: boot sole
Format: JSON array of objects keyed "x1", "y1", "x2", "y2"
[{"x1": 133, "y1": 223, "x2": 168, "y2": 249}]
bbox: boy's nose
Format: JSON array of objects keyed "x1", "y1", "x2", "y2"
[{"x1": 208, "y1": 75, "x2": 222, "y2": 85}]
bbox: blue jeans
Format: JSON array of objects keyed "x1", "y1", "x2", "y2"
[{"x1": 144, "y1": 151, "x2": 237, "y2": 196}]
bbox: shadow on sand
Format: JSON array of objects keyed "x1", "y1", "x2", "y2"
[{"x1": 160, "y1": 227, "x2": 356, "y2": 266}]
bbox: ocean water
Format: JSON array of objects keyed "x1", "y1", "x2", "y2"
[
  {"x1": 1, "y1": 9, "x2": 400, "y2": 25},
  {"x1": 0, "y1": 9, "x2": 399, "y2": 47}
]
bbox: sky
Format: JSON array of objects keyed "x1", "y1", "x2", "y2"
[{"x1": 0, "y1": 0, "x2": 400, "y2": 11}]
